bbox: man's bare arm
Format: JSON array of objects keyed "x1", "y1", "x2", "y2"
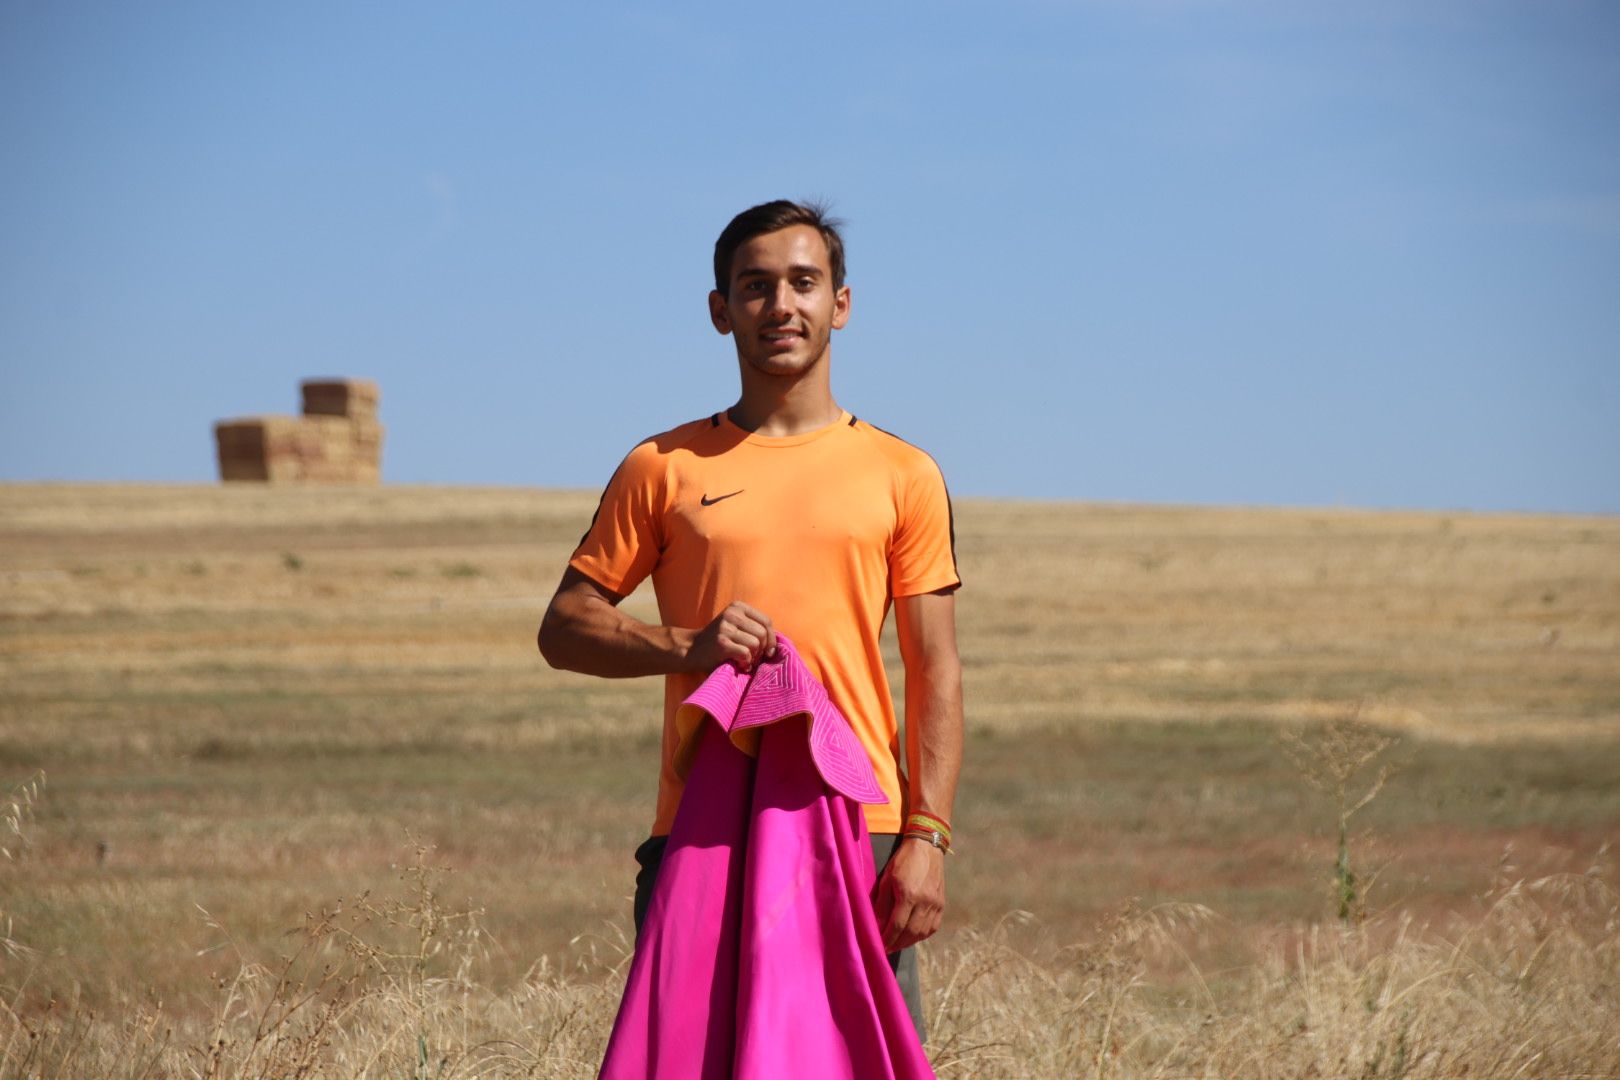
[
  {"x1": 537, "y1": 566, "x2": 777, "y2": 677},
  {"x1": 897, "y1": 588, "x2": 963, "y2": 825},
  {"x1": 877, "y1": 587, "x2": 964, "y2": 951}
]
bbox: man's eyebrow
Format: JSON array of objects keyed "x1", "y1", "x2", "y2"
[{"x1": 735, "y1": 264, "x2": 825, "y2": 279}]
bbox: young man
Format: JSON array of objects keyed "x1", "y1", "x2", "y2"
[{"x1": 537, "y1": 200, "x2": 963, "y2": 1033}]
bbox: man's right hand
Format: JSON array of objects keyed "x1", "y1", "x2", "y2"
[
  {"x1": 539, "y1": 569, "x2": 776, "y2": 679},
  {"x1": 685, "y1": 601, "x2": 777, "y2": 673}
]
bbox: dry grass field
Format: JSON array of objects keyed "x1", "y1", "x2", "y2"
[{"x1": 2, "y1": 482, "x2": 1618, "y2": 1076}]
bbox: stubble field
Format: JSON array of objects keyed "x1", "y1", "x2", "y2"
[{"x1": 2, "y1": 482, "x2": 1617, "y2": 1077}]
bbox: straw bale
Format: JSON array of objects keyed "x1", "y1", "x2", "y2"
[
  {"x1": 301, "y1": 378, "x2": 379, "y2": 419},
  {"x1": 264, "y1": 457, "x2": 304, "y2": 483},
  {"x1": 215, "y1": 416, "x2": 300, "y2": 452},
  {"x1": 215, "y1": 383, "x2": 383, "y2": 484},
  {"x1": 300, "y1": 416, "x2": 356, "y2": 455},
  {"x1": 217, "y1": 459, "x2": 269, "y2": 482},
  {"x1": 218, "y1": 450, "x2": 301, "y2": 483},
  {"x1": 349, "y1": 419, "x2": 385, "y2": 447}
]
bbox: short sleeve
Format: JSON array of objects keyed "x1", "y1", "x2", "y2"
[
  {"x1": 889, "y1": 453, "x2": 962, "y2": 597},
  {"x1": 568, "y1": 441, "x2": 666, "y2": 596}
]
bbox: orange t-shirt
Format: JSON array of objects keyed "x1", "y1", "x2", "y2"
[{"x1": 568, "y1": 409, "x2": 961, "y2": 835}]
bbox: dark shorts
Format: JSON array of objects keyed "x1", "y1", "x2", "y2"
[{"x1": 632, "y1": 831, "x2": 927, "y2": 1043}]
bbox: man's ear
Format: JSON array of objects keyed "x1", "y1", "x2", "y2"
[
  {"x1": 831, "y1": 285, "x2": 852, "y2": 331},
  {"x1": 708, "y1": 290, "x2": 732, "y2": 336}
]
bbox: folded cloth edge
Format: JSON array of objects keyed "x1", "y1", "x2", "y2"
[{"x1": 673, "y1": 634, "x2": 888, "y2": 805}]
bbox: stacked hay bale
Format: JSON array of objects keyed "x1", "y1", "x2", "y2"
[
  {"x1": 297, "y1": 379, "x2": 383, "y2": 483},
  {"x1": 214, "y1": 379, "x2": 384, "y2": 484},
  {"x1": 214, "y1": 415, "x2": 311, "y2": 482}
]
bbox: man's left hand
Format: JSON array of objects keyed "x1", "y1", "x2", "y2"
[{"x1": 876, "y1": 836, "x2": 946, "y2": 952}]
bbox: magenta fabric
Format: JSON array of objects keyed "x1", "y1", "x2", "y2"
[
  {"x1": 672, "y1": 631, "x2": 888, "y2": 806},
  {"x1": 598, "y1": 636, "x2": 936, "y2": 1080}
]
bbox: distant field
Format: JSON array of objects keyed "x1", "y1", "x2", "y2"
[{"x1": 3, "y1": 482, "x2": 1618, "y2": 1037}]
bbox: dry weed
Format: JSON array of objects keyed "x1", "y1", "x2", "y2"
[
  {"x1": 922, "y1": 853, "x2": 1619, "y2": 1078},
  {"x1": 2, "y1": 772, "x2": 46, "y2": 969},
  {"x1": 2, "y1": 772, "x2": 45, "y2": 863},
  {"x1": 1, "y1": 840, "x2": 622, "y2": 1079},
  {"x1": 2, "y1": 844, "x2": 1617, "y2": 1077},
  {"x1": 1281, "y1": 705, "x2": 1402, "y2": 922}
]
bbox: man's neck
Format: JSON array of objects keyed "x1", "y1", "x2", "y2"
[{"x1": 728, "y1": 368, "x2": 842, "y2": 437}]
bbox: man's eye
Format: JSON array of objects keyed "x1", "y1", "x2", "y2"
[{"x1": 794, "y1": 278, "x2": 815, "y2": 290}]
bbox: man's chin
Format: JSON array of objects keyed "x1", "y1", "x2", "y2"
[{"x1": 742, "y1": 353, "x2": 822, "y2": 378}]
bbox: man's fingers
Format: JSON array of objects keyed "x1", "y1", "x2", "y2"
[
  {"x1": 691, "y1": 601, "x2": 784, "y2": 673},
  {"x1": 723, "y1": 610, "x2": 761, "y2": 637},
  {"x1": 884, "y1": 898, "x2": 915, "y2": 952},
  {"x1": 720, "y1": 619, "x2": 768, "y2": 663},
  {"x1": 731, "y1": 603, "x2": 777, "y2": 658},
  {"x1": 874, "y1": 868, "x2": 895, "y2": 924},
  {"x1": 722, "y1": 625, "x2": 762, "y2": 652},
  {"x1": 732, "y1": 627, "x2": 767, "y2": 659},
  {"x1": 749, "y1": 605, "x2": 776, "y2": 657},
  {"x1": 877, "y1": 870, "x2": 908, "y2": 952},
  {"x1": 892, "y1": 903, "x2": 941, "y2": 952},
  {"x1": 718, "y1": 639, "x2": 754, "y2": 666}
]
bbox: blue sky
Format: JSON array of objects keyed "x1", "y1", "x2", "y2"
[{"x1": 2, "y1": 1, "x2": 1616, "y2": 512}]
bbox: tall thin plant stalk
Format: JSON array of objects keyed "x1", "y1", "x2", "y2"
[{"x1": 1280, "y1": 702, "x2": 1400, "y2": 921}]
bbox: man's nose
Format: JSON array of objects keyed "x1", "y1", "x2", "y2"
[{"x1": 766, "y1": 280, "x2": 795, "y2": 315}]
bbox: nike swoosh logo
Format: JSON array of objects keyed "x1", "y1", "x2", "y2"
[{"x1": 700, "y1": 489, "x2": 744, "y2": 506}]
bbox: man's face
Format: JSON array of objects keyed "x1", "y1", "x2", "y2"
[{"x1": 709, "y1": 224, "x2": 851, "y2": 378}]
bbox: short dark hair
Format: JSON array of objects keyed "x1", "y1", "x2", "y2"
[{"x1": 713, "y1": 199, "x2": 846, "y2": 295}]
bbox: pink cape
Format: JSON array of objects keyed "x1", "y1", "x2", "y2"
[{"x1": 598, "y1": 635, "x2": 936, "y2": 1080}]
